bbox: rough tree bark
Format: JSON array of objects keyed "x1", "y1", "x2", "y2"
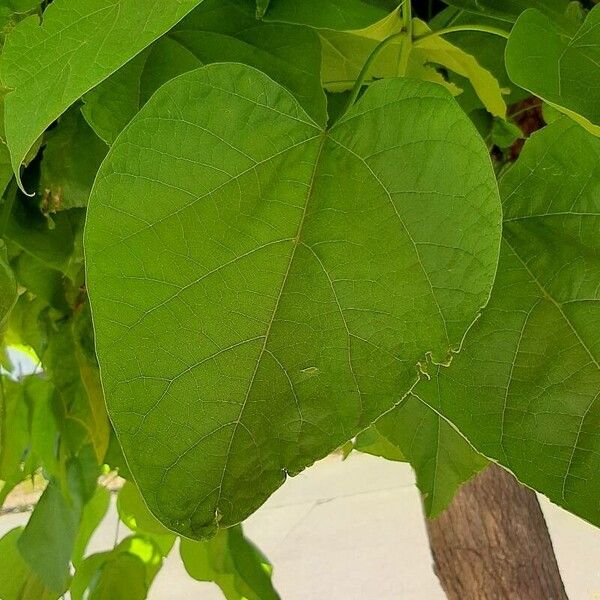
[{"x1": 425, "y1": 463, "x2": 568, "y2": 600}]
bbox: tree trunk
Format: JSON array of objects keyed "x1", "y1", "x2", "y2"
[{"x1": 425, "y1": 463, "x2": 568, "y2": 600}]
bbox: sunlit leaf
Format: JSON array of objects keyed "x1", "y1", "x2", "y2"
[
  {"x1": 429, "y1": 8, "x2": 521, "y2": 105},
  {"x1": 86, "y1": 63, "x2": 501, "y2": 537},
  {"x1": 71, "y1": 545, "x2": 149, "y2": 600},
  {"x1": 319, "y1": 11, "x2": 506, "y2": 117},
  {"x1": 117, "y1": 481, "x2": 176, "y2": 556},
  {"x1": 411, "y1": 18, "x2": 506, "y2": 118}
]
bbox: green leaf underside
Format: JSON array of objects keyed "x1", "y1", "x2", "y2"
[
  {"x1": 416, "y1": 119, "x2": 600, "y2": 526},
  {"x1": 82, "y1": 0, "x2": 327, "y2": 144},
  {"x1": 0, "y1": 0, "x2": 205, "y2": 183},
  {"x1": 505, "y1": 6, "x2": 600, "y2": 134},
  {"x1": 85, "y1": 63, "x2": 501, "y2": 538}
]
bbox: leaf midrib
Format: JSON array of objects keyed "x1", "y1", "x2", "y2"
[{"x1": 212, "y1": 132, "x2": 328, "y2": 519}]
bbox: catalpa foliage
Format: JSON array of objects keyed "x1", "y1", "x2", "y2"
[{"x1": 0, "y1": 0, "x2": 597, "y2": 598}]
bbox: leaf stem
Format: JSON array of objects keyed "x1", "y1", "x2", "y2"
[{"x1": 414, "y1": 24, "x2": 510, "y2": 44}]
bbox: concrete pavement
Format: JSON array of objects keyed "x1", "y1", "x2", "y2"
[{"x1": 1, "y1": 452, "x2": 598, "y2": 599}]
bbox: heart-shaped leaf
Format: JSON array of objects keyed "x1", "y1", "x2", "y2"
[{"x1": 85, "y1": 63, "x2": 501, "y2": 538}]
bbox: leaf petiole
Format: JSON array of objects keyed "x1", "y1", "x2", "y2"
[
  {"x1": 339, "y1": 31, "x2": 407, "y2": 121},
  {"x1": 414, "y1": 24, "x2": 510, "y2": 45}
]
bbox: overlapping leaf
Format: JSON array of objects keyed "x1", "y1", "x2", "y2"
[
  {"x1": 505, "y1": 6, "x2": 600, "y2": 135},
  {"x1": 318, "y1": 10, "x2": 505, "y2": 117},
  {"x1": 376, "y1": 390, "x2": 488, "y2": 517},
  {"x1": 85, "y1": 63, "x2": 501, "y2": 538},
  {"x1": 398, "y1": 119, "x2": 600, "y2": 526},
  {"x1": 82, "y1": 0, "x2": 327, "y2": 143},
  {"x1": 0, "y1": 0, "x2": 206, "y2": 184},
  {"x1": 0, "y1": 374, "x2": 58, "y2": 505}
]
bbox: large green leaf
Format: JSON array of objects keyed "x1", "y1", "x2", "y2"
[
  {"x1": 82, "y1": 0, "x2": 326, "y2": 143},
  {"x1": 0, "y1": 0, "x2": 205, "y2": 185},
  {"x1": 505, "y1": 6, "x2": 600, "y2": 135},
  {"x1": 181, "y1": 525, "x2": 279, "y2": 600},
  {"x1": 417, "y1": 119, "x2": 600, "y2": 526},
  {"x1": 85, "y1": 63, "x2": 501, "y2": 538}
]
